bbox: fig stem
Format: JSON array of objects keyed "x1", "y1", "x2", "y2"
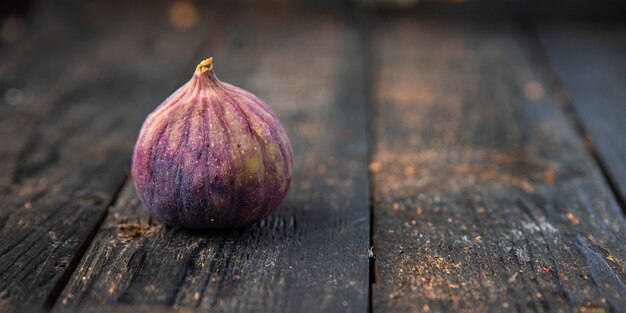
[{"x1": 195, "y1": 57, "x2": 213, "y2": 75}]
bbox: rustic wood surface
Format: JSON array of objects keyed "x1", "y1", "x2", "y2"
[
  {"x1": 0, "y1": 1, "x2": 625, "y2": 313},
  {"x1": 370, "y1": 17, "x2": 626, "y2": 312},
  {"x1": 538, "y1": 22, "x2": 626, "y2": 209}
]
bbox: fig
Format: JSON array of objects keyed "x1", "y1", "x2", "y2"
[{"x1": 131, "y1": 58, "x2": 293, "y2": 229}]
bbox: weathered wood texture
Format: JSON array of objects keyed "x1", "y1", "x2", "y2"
[
  {"x1": 538, "y1": 22, "x2": 626, "y2": 207},
  {"x1": 370, "y1": 18, "x2": 626, "y2": 312},
  {"x1": 0, "y1": 1, "x2": 211, "y2": 310},
  {"x1": 54, "y1": 7, "x2": 370, "y2": 313}
]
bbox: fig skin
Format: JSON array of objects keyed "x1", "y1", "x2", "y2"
[{"x1": 131, "y1": 58, "x2": 293, "y2": 229}]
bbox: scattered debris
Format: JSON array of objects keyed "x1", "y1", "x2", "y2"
[
  {"x1": 566, "y1": 212, "x2": 580, "y2": 225},
  {"x1": 368, "y1": 246, "x2": 376, "y2": 259},
  {"x1": 369, "y1": 162, "x2": 381, "y2": 173}
]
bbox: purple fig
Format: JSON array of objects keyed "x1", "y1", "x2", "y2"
[{"x1": 131, "y1": 58, "x2": 293, "y2": 229}]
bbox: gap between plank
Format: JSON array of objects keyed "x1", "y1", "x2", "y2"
[
  {"x1": 519, "y1": 19, "x2": 626, "y2": 216},
  {"x1": 352, "y1": 7, "x2": 379, "y2": 313},
  {"x1": 44, "y1": 174, "x2": 129, "y2": 310}
]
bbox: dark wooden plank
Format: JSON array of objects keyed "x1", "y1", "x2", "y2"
[
  {"x1": 371, "y1": 18, "x2": 626, "y2": 312},
  {"x1": 0, "y1": 2, "x2": 109, "y2": 191},
  {"x1": 0, "y1": 1, "x2": 212, "y2": 310},
  {"x1": 54, "y1": 6, "x2": 370, "y2": 313},
  {"x1": 537, "y1": 22, "x2": 626, "y2": 209}
]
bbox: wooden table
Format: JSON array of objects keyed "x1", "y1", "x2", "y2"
[{"x1": 1, "y1": 1, "x2": 625, "y2": 312}]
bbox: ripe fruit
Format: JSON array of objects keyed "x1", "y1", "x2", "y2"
[{"x1": 132, "y1": 58, "x2": 293, "y2": 229}]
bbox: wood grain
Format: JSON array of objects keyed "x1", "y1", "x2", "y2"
[
  {"x1": 537, "y1": 22, "x2": 626, "y2": 209},
  {"x1": 0, "y1": 1, "x2": 211, "y2": 310},
  {"x1": 370, "y1": 18, "x2": 626, "y2": 312},
  {"x1": 54, "y1": 7, "x2": 370, "y2": 313}
]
